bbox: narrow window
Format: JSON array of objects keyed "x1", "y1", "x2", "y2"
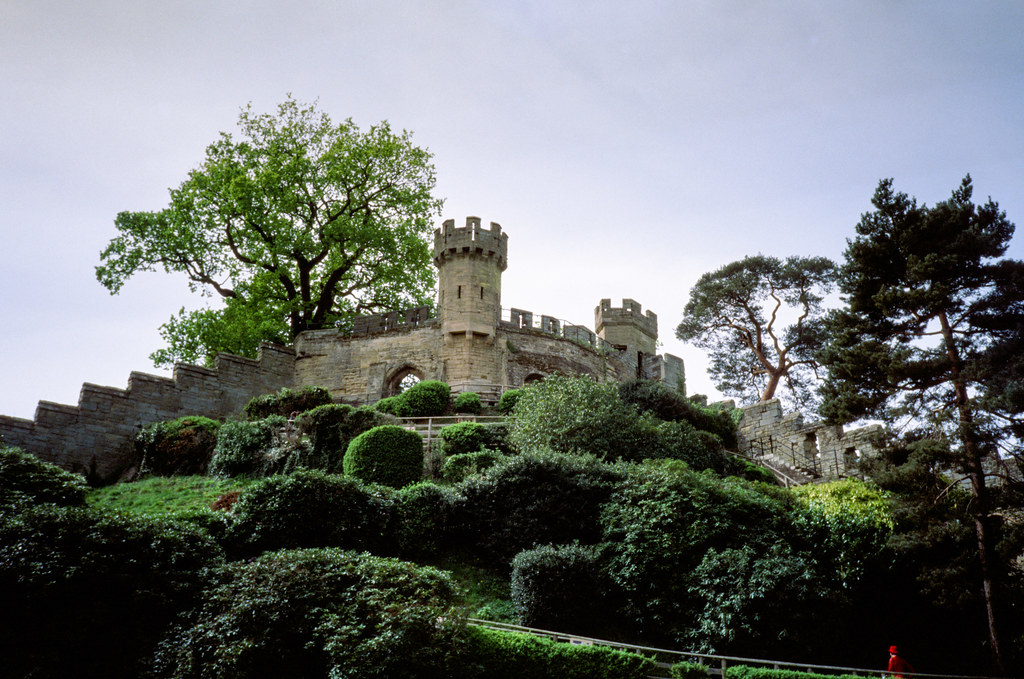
[
  {"x1": 480, "y1": 286, "x2": 484, "y2": 299},
  {"x1": 457, "y1": 285, "x2": 462, "y2": 299}
]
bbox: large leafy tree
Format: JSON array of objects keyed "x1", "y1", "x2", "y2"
[
  {"x1": 97, "y1": 97, "x2": 442, "y2": 366},
  {"x1": 818, "y1": 175, "x2": 1024, "y2": 673},
  {"x1": 676, "y1": 254, "x2": 837, "y2": 408}
]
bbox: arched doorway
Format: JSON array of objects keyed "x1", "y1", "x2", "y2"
[{"x1": 385, "y1": 365, "x2": 424, "y2": 398}]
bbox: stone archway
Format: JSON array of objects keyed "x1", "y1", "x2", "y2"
[
  {"x1": 523, "y1": 372, "x2": 545, "y2": 385},
  {"x1": 385, "y1": 365, "x2": 424, "y2": 398}
]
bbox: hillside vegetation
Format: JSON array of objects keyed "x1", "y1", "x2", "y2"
[{"x1": 1, "y1": 376, "x2": 1020, "y2": 677}]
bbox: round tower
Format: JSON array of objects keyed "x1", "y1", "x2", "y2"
[{"x1": 432, "y1": 216, "x2": 508, "y2": 344}]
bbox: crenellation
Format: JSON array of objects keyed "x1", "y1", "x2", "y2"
[
  {"x1": 1, "y1": 218, "x2": 692, "y2": 481},
  {"x1": 737, "y1": 398, "x2": 882, "y2": 482}
]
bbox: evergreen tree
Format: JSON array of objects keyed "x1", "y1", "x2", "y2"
[{"x1": 819, "y1": 175, "x2": 1024, "y2": 672}]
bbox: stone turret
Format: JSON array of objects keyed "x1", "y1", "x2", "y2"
[
  {"x1": 594, "y1": 298, "x2": 658, "y2": 356},
  {"x1": 433, "y1": 217, "x2": 507, "y2": 343}
]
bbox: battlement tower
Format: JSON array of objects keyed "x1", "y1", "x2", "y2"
[
  {"x1": 594, "y1": 298, "x2": 658, "y2": 356},
  {"x1": 432, "y1": 216, "x2": 508, "y2": 343}
]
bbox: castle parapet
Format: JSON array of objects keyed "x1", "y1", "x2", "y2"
[
  {"x1": 350, "y1": 306, "x2": 433, "y2": 336},
  {"x1": 433, "y1": 216, "x2": 508, "y2": 271}
]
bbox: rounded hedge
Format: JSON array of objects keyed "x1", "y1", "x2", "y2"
[
  {"x1": 344, "y1": 424, "x2": 424, "y2": 488},
  {"x1": 226, "y1": 470, "x2": 390, "y2": 556},
  {"x1": 136, "y1": 416, "x2": 221, "y2": 477},
  {"x1": 391, "y1": 481, "x2": 463, "y2": 559},
  {"x1": 497, "y1": 388, "x2": 521, "y2": 414},
  {"x1": 441, "y1": 421, "x2": 490, "y2": 456},
  {"x1": 453, "y1": 390, "x2": 483, "y2": 414},
  {"x1": 511, "y1": 542, "x2": 607, "y2": 635},
  {"x1": 402, "y1": 379, "x2": 451, "y2": 416}
]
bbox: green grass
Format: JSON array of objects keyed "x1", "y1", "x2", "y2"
[{"x1": 86, "y1": 475, "x2": 254, "y2": 516}]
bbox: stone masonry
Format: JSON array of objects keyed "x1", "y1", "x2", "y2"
[
  {"x1": 737, "y1": 398, "x2": 883, "y2": 482},
  {"x1": 0, "y1": 217, "x2": 685, "y2": 480}
]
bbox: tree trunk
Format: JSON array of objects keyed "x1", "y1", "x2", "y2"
[{"x1": 939, "y1": 312, "x2": 1005, "y2": 674}]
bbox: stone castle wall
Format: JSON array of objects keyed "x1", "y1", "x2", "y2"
[
  {"x1": 737, "y1": 398, "x2": 883, "y2": 481},
  {"x1": 0, "y1": 344, "x2": 295, "y2": 480}
]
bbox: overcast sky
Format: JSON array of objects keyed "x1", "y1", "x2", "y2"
[{"x1": 2, "y1": 1, "x2": 1022, "y2": 420}]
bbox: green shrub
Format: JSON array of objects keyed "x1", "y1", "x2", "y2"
[
  {"x1": 344, "y1": 424, "x2": 424, "y2": 488},
  {"x1": 619, "y1": 379, "x2": 738, "y2": 448},
  {"x1": 654, "y1": 419, "x2": 741, "y2": 474},
  {"x1": 441, "y1": 421, "x2": 491, "y2": 456},
  {"x1": 509, "y1": 375, "x2": 658, "y2": 461},
  {"x1": 670, "y1": 661, "x2": 710, "y2": 679},
  {"x1": 482, "y1": 421, "x2": 514, "y2": 454},
  {"x1": 497, "y1": 387, "x2": 521, "y2": 414},
  {"x1": 208, "y1": 416, "x2": 284, "y2": 477},
  {"x1": 600, "y1": 464, "x2": 794, "y2": 647},
  {"x1": 454, "y1": 451, "x2": 625, "y2": 566},
  {"x1": 136, "y1": 416, "x2": 221, "y2": 477},
  {"x1": 150, "y1": 548, "x2": 465, "y2": 679},
  {"x1": 725, "y1": 666, "x2": 861, "y2": 679},
  {"x1": 294, "y1": 403, "x2": 393, "y2": 474},
  {"x1": 443, "y1": 449, "x2": 505, "y2": 483},
  {"x1": 462, "y1": 626, "x2": 656, "y2": 679},
  {"x1": 391, "y1": 481, "x2": 463, "y2": 559},
  {"x1": 374, "y1": 394, "x2": 410, "y2": 416},
  {"x1": 0, "y1": 446, "x2": 87, "y2": 509},
  {"x1": 453, "y1": 390, "x2": 483, "y2": 414},
  {"x1": 225, "y1": 470, "x2": 391, "y2": 556},
  {"x1": 511, "y1": 543, "x2": 607, "y2": 636},
  {"x1": 0, "y1": 505, "x2": 222, "y2": 679},
  {"x1": 243, "y1": 385, "x2": 331, "y2": 419},
  {"x1": 736, "y1": 458, "x2": 778, "y2": 485},
  {"x1": 403, "y1": 379, "x2": 451, "y2": 416}
]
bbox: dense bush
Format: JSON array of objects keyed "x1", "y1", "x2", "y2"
[
  {"x1": 454, "y1": 451, "x2": 626, "y2": 566},
  {"x1": 509, "y1": 375, "x2": 660, "y2": 461},
  {"x1": 619, "y1": 379, "x2": 738, "y2": 448},
  {"x1": 0, "y1": 446, "x2": 87, "y2": 509},
  {"x1": 725, "y1": 667, "x2": 860, "y2": 679},
  {"x1": 391, "y1": 481, "x2": 463, "y2": 559},
  {"x1": 510, "y1": 543, "x2": 607, "y2": 635},
  {"x1": 344, "y1": 424, "x2": 424, "y2": 488},
  {"x1": 462, "y1": 626, "x2": 656, "y2": 679},
  {"x1": 735, "y1": 457, "x2": 778, "y2": 485},
  {"x1": 654, "y1": 419, "x2": 740, "y2": 474},
  {"x1": 226, "y1": 470, "x2": 391, "y2": 556},
  {"x1": 150, "y1": 548, "x2": 465, "y2": 679},
  {"x1": 294, "y1": 403, "x2": 393, "y2": 473},
  {"x1": 136, "y1": 416, "x2": 221, "y2": 476},
  {"x1": 481, "y1": 421, "x2": 513, "y2": 454},
  {"x1": 441, "y1": 421, "x2": 491, "y2": 456},
  {"x1": 687, "y1": 543, "x2": 819, "y2": 655},
  {"x1": 0, "y1": 505, "x2": 222, "y2": 679},
  {"x1": 373, "y1": 394, "x2": 409, "y2": 416},
  {"x1": 670, "y1": 661, "x2": 711, "y2": 679},
  {"x1": 402, "y1": 379, "x2": 451, "y2": 416},
  {"x1": 600, "y1": 464, "x2": 794, "y2": 647},
  {"x1": 243, "y1": 385, "x2": 331, "y2": 419},
  {"x1": 443, "y1": 449, "x2": 505, "y2": 483},
  {"x1": 497, "y1": 387, "x2": 521, "y2": 414},
  {"x1": 453, "y1": 390, "x2": 483, "y2": 414},
  {"x1": 208, "y1": 416, "x2": 285, "y2": 477}
]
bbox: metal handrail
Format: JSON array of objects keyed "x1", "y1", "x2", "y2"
[{"x1": 467, "y1": 619, "x2": 1005, "y2": 679}]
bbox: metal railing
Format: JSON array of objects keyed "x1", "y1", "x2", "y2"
[{"x1": 467, "y1": 619, "x2": 1004, "y2": 679}]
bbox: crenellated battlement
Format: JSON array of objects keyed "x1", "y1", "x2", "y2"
[
  {"x1": 432, "y1": 216, "x2": 508, "y2": 271},
  {"x1": 594, "y1": 298, "x2": 658, "y2": 340}
]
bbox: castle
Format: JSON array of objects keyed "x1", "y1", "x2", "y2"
[{"x1": 0, "y1": 217, "x2": 684, "y2": 481}]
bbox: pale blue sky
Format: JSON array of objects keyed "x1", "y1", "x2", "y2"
[{"x1": 2, "y1": 1, "x2": 1022, "y2": 419}]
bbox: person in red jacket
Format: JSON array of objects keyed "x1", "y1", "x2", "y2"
[{"x1": 888, "y1": 645, "x2": 915, "y2": 677}]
